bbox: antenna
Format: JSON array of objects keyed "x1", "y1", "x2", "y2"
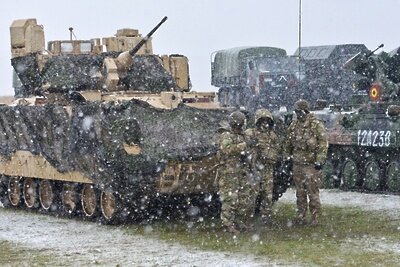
[
  {"x1": 298, "y1": 0, "x2": 302, "y2": 81},
  {"x1": 69, "y1": 27, "x2": 77, "y2": 41}
]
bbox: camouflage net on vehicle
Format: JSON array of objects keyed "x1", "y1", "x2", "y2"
[
  {"x1": 11, "y1": 54, "x2": 176, "y2": 97},
  {"x1": 0, "y1": 100, "x2": 226, "y2": 191},
  {"x1": 0, "y1": 100, "x2": 291, "y2": 201}
]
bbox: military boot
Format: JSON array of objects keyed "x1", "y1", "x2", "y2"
[
  {"x1": 222, "y1": 224, "x2": 240, "y2": 235},
  {"x1": 311, "y1": 212, "x2": 319, "y2": 226},
  {"x1": 235, "y1": 217, "x2": 254, "y2": 232},
  {"x1": 293, "y1": 214, "x2": 307, "y2": 226},
  {"x1": 261, "y1": 211, "x2": 273, "y2": 226}
]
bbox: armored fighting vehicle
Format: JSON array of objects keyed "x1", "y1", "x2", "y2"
[
  {"x1": 211, "y1": 44, "x2": 369, "y2": 113},
  {"x1": 321, "y1": 44, "x2": 400, "y2": 192},
  {"x1": 0, "y1": 17, "x2": 233, "y2": 223},
  {"x1": 0, "y1": 18, "x2": 291, "y2": 223}
]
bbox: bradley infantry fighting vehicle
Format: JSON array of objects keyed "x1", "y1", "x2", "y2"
[
  {"x1": 0, "y1": 17, "x2": 290, "y2": 223},
  {"x1": 0, "y1": 17, "x2": 233, "y2": 222},
  {"x1": 321, "y1": 44, "x2": 400, "y2": 193}
]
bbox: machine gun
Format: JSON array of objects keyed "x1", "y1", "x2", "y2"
[
  {"x1": 344, "y1": 43, "x2": 384, "y2": 72},
  {"x1": 366, "y1": 43, "x2": 384, "y2": 58}
]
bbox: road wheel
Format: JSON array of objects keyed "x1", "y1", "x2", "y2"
[
  {"x1": 363, "y1": 159, "x2": 382, "y2": 191},
  {"x1": 62, "y1": 183, "x2": 77, "y2": 214},
  {"x1": 341, "y1": 157, "x2": 359, "y2": 189},
  {"x1": 386, "y1": 160, "x2": 400, "y2": 192},
  {"x1": 23, "y1": 177, "x2": 37, "y2": 208},
  {"x1": 8, "y1": 177, "x2": 21, "y2": 207},
  {"x1": 100, "y1": 191, "x2": 118, "y2": 221},
  {"x1": 39, "y1": 180, "x2": 54, "y2": 211},
  {"x1": 81, "y1": 184, "x2": 98, "y2": 218},
  {"x1": 0, "y1": 175, "x2": 8, "y2": 206}
]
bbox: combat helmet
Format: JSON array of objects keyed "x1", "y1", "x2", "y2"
[
  {"x1": 217, "y1": 120, "x2": 230, "y2": 133},
  {"x1": 255, "y1": 108, "x2": 274, "y2": 125},
  {"x1": 294, "y1": 99, "x2": 310, "y2": 112},
  {"x1": 229, "y1": 111, "x2": 246, "y2": 128}
]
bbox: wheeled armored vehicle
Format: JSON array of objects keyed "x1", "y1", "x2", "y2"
[{"x1": 321, "y1": 44, "x2": 400, "y2": 193}]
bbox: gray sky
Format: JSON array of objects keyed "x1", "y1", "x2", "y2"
[{"x1": 1, "y1": 0, "x2": 399, "y2": 96}]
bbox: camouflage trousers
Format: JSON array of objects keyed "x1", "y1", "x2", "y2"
[
  {"x1": 218, "y1": 169, "x2": 256, "y2": 229},
  {"x1": 292, "y1": 164, "x2": 322, "y2": 219},
  {"x1": 258, "y1": 164, "x2": 274, "y2": 221}
]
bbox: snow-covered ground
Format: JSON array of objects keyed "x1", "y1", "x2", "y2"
[
  {"x1": 280, "y1": 188, "x2": 400, "y2": 256},
  {"x1": 0, "y1": 207, "x2": 284, "y2": 266},
  {"x1": 1, "y1": 188, "x2": 400, "y2": 266},
  {"x1": 280, "y1": 188, "x2": 400, "y2": 219}
]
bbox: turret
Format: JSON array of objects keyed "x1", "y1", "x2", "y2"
[
  {"x1": 103, "y1": 16, "x2": 167, "y2": 90},
  {"x1": 344, "y1": 44, "x2": 400, "y2": 102},
  {"x1": 10, "y1": 17, "x2": 190, "y2": 98}
]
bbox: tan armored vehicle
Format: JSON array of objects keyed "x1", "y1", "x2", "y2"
[{"x1": 0, "y1": 17, "x2": 225, "y2": 222}]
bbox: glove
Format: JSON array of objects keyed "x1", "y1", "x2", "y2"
[{"x1": 314, "y1": 162, "x2": 323, "y2": 170}]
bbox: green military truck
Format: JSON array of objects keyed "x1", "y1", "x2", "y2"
[{"x1": 211, "y1": 44, "x2": 369, "y2": 113}]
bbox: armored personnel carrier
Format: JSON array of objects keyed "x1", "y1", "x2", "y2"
[
  {"x1": 322, "y1": 44, "x2": 400, "y2": 193},
  {"x1": 0, "y1": 17, "x2": 234, "y2": 223}
]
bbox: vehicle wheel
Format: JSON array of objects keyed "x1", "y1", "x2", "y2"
[
  {"x1": 23, "y1": 177, "x2": 37, "y2": 208},
  {"x1": 100, "y1": 190, "x2": 118, "y2": 221},
  {"x1": 62, "y1": 183, "x2": 77, "y2": 214},
  {"x1": 8, "y1": 177, "x2": 21, "y2": 207},
  {"x1": 0, "y1": 175, "x2": 9, "y2": 206},
  {"x1": 322, "y1": 160, "x2": 336, "y2": 188},
  {"x1": 81, "y1": 184, "x2": 98, "y2": 218},
  {"x1": 341, "y1": 158, "x2": 359, "y2": 189},
  {"x1": 386, "y1": 160, "x2": 400, "y2": 192},
  {"x1": 39, "y1": 180, "x2": 54, "y2": 211},
  {"x1": 363, "y1": 159, "x2": 382, "y2": 191}
]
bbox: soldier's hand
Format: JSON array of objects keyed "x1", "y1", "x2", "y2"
[{"x1": 314, "y1": 162, "x2": 323, "y2": 170}]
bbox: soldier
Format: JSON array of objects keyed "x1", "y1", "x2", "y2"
[
  {"x1": 218, "y1": 111, "x2": 248, "y2": 233},
  {"x1": 284, "y1": 99, "x2": 328, "y2": 226},
  {"x1": 245, "y1": 108, "x2": 280, "y2": 225}
]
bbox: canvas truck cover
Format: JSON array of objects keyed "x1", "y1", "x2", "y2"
[{"x1": 211, "y1": 46, "x2": 286, "y2": 87}]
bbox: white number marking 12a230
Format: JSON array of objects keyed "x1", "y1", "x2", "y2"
[{"x1": 357, "y1": 130, "x2": 391, "y2": 147}]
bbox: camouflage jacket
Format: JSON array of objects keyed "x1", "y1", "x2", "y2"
[
  {"x1": 218, "y1": 130, "x2": 247, "y2": 171},
  {"x1": 284, "y1": 113, "x2": 328, "y2": 165},
  {"x1": 244, "y1": 128, "x2": 280, "y2": 164}
]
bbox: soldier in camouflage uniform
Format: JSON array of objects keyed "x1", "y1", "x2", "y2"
[
  {"x1": 218, "y1": 111, "x2": 250, "y2": 233},
  {"x1": 284, "y1": 100, "x2": 328, "y2": 226},
  {"x1": 245, "y1": 108, "x2": 280, "y2": 225}
]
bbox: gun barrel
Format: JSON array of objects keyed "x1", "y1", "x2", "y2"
[
  {"x1": 129, "y1": 16, "x2": 168, "y2": 56},
  {"x1": 366, "y1": 43, "x2": 384, "y2": 58}
]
